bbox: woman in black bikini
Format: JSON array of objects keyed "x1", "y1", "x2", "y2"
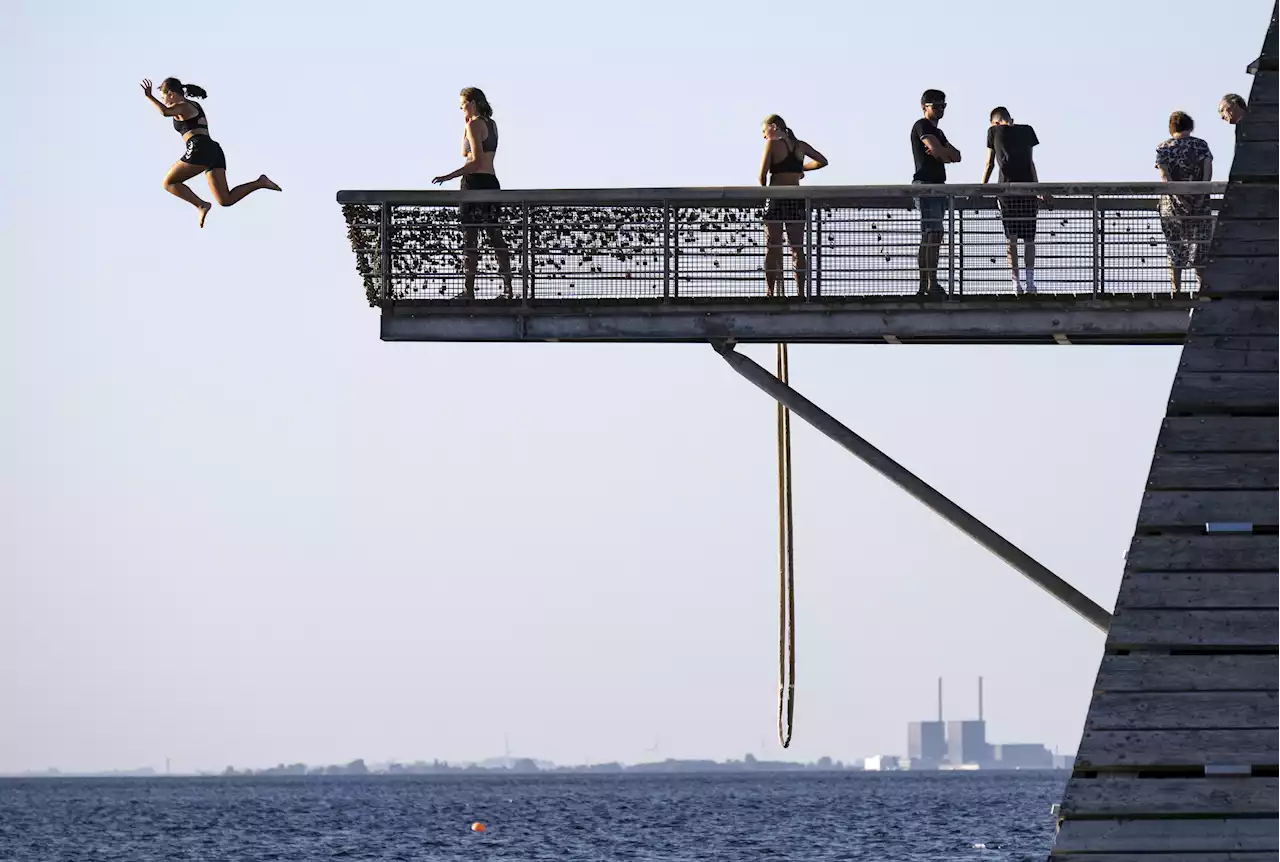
[
  {"x1": 432, "y1": 87, "x2": 514, "y2": 300},
  {"x1": 758, "y1": 115, "x2": 828, "y2": 297},
  {"x1": 141, "y1": 77, "x2": 280, "y2": 228}
]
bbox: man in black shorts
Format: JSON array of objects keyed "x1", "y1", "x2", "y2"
[
  {"x1": 981, "y1": 107, "x2": 1041, "y2": 294},
  {"x1": 910, "y1": 89, "x2": 962, "y2": 298}
]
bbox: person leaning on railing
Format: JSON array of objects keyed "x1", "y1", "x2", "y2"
[{"x1": 1155, "y1": 111, "x2": 1214, "y2": 296}]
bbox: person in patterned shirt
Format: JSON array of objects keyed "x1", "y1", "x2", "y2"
[{"x1": 1155, "y1": 112, "x2": 1214, "y2": 295}]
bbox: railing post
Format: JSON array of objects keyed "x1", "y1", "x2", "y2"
[
  {"x1": 662, "y1": 201, "x2": 671, "y2": 301},
  {"x1": 813, "y1": 202, "x2": 822, "y2": 298},
  {"x1": 947, "y1": 194, "x2": 956, "y2": 297},
  {"x1": 804, "y1": 196, "x2": 813, "y2": 300},
  {"x1": 957, "y1": 197, "x2": 965, "y2": 298},
  {"x1": 1092, "y1": 195, "x2": 1104, "y2": 296},
  {"x1": 672, "y1": 204, "x2": 680, "y2": 299},
  {"x1": 379, "y1": 202, "x2": 391, "y2": 306},
  {"x1": 521, "y1": 202, "x2": 531, "y2": 305}
]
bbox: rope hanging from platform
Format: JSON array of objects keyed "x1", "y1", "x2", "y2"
[{"x1": 775, "y1": 342, "x2": 796, "y2": 748}]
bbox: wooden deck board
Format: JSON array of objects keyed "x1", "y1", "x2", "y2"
[
  {"x1": 1189, "y1": 300, "x2": 1279, "y2": 336},
  {"x1": 1116, "y1": 572, "x2": 1279, "y2": 609},
  {"x1": 1061, "y1": 776, "x2": 1278, "y2": 817},
  {"x1": 1053, "y1": 818, "x2": 1279, "y2": 853},
  {"x1": 1137, "y1": 490, "x2": 1278, "y2": 529},
  {"x1": 1155, "y1": 417, "x2": 1279, "y2": 453},
  {"x1": 1179, "y1": 337, "x2": 1279, "y2": 372},
  {"x1": 1126, "y1": 535, "x2": 1279, "y2": 571},
  {"x1": 1086, "y1": 692, "x2": 1277, "y2": 731},
  {"x1": 1147, "y1": 453, "x2": 1279, "y2": 489},
  {"x1": 1095, "y1": 654, "x2": 1280, "y2": 692},
  {"x1": 1076, "y1": 728, "x2": 1278, "y2": 769},
  {"x1": 1202, "y1": 255, "x2": 1280, "y2": 288},
  {"x1": 1107, "y1": 609, "x2": 1279, "y2": 648},
  {"x1": 1167, "y1": 372, "x2": 1279, "y2": 415},
  {"x1": 1208, "y1": 218, "x2": 1279, "y2": 257}
]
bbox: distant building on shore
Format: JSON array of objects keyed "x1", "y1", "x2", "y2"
[{"x1": 898, "y1": 677, "x2": 1060, "y2": 770}]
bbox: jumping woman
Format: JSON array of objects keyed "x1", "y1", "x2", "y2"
[
  {"x1": 141, "y1": 77, "x2": 280, "y2": 228},
  {"x1": 759, "y1": 115, "x2": 828, "y2": 297},
  {"x1": 432, "y1": 87, "x2": 514, "y2": 300}
]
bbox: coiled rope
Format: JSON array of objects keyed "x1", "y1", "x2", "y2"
[{"x1": 775, "y1": 343, "x2": 796, "y2": 748}]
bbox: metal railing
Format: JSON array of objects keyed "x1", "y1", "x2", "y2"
[{"x1": 337, "y1": 183, "x2": 1226, "y2": 307}]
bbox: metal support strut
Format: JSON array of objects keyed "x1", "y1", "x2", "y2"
[{"x1": 713, "y1": 341, "x2": 1112, "y2": 633}]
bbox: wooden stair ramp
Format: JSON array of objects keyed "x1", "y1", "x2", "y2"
[{"x1": 1050, "y1": 6, "x2": 1280, "y2": 860}]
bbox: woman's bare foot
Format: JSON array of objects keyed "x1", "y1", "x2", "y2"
[
  {"x1": 259, "y1": 175, "x2": 282, "y2": 192},
  {"x1": 198, "y1": 203, "x2": 212, "y2": 228}
]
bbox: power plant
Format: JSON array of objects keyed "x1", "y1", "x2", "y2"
[{"x1": 901, "y1": 677, "x2": 1054, "y2": 771}]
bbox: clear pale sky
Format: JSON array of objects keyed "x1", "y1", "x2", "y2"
[{"x1": 2, "y1": 0, "x2": 1270, "y2": 773}]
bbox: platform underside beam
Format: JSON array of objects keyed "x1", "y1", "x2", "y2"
[{"x1": 379, "y1": 298, "x2": 1196, "y2": 344}]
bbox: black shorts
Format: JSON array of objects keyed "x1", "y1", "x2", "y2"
[
  {"x1": 180, "y1": 135, "x2": 226, "y2": 171},
  {"x1": 998, "y1": 196, "x2": 1038, "y2": 239},
  {"x1": 460, "y1": 173, "x2": 502, "y2": 227},
  {"x1": 764, "y1": 198, "x2": 806, "y2": 223}
]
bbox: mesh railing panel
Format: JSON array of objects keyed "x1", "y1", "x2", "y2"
[{"x1": 340, "y1": 188, "x2": 1223, "y2": 306}]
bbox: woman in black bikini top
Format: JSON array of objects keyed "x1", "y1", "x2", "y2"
[
  {"x1": 140, "y1": 77, "x2": 280, "y2": 229},
  {"x1": 758, "y1": 114, "x2": 828, "y2": 297},
  {"x1": 431, "y1": 87, "x2": 514, "y2": 300}
]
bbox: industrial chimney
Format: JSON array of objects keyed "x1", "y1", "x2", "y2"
[
  {"x1": 978, "y1": 676, "x2": 984, "y2": 722},
  {"x1": 937, "y1": 676, "x2": 943, "y2": 722}
]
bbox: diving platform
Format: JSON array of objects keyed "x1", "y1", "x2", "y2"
[{"x1": 337, "y1": 182, "x2": 1231, "y2": 345}]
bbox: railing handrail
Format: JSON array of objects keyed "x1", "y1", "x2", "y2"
[{"x1": 337, "y1": 182, "x2": 1226, "y2": 206}]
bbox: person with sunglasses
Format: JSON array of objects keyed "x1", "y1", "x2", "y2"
[{"x1": 910, "y1": 89, "x2": 961, "y2": 298}]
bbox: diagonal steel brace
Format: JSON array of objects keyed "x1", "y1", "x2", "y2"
[{"x1": 713, "y1": 341, "x2": 1111, "y2": 632}]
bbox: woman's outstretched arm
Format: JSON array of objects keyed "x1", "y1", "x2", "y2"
[{"x1": 140, "y1": 79, "x2": 193, "y2": 119}]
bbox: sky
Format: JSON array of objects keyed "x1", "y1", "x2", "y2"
[{"x1": 1, "y1": 0, "x2": 1271, "y2": 774}]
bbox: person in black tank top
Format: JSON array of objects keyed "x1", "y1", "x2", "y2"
[
  {"x1": 142, "y1": 77, "x2": 281, "y2": 228},
  {"x1": 431, "y1": 87, "x2": 514, "y2": 300},
  {"x1": 758, "y1": 114, "x2": 828, "y2": 297}
]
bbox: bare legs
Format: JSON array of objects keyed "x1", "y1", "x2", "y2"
[
  {"x1": 1006, "y1": 238, "x2": 1037, "y2": 293},
  {"x1": 206, "y1": 168, "x2": 281, "y2": 207},
  {"x1": 462, "y1": 226, "x2": 514, "y2": 299},
  {"x1": 162, "y1": 161, "x2": 212, "y2": 227},
  {"x1": 161, "y1": 163, "x2": 280, "y2": 228},
  {"x1": 764, "y1": 221, "x2": 807, "y2": 297}
]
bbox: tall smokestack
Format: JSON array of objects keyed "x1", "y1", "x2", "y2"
[
  {"x1": 978, "y1": 676, "x2": 984, "y2": 722},
  {"x1": 938, "y1": 676, "x2": 943, "y2": 722}
]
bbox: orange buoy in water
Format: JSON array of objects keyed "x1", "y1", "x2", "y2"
[{"x1": 471, "y1": 822, "x2": 486, "y2": 833}]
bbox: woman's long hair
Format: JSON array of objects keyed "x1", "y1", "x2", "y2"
[
  {"x1": 461, "y1": 87, "x2": 494, "y2": 118},
  {"x1": 763, "y1": 113, "x2": 795, "y2": 141}
]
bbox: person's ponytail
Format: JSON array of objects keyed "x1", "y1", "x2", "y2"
[{"x1": 161, "y1": 77, "x2": 207, "y2": 99}]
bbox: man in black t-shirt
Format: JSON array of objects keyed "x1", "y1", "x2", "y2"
[
  {"x1": 910, "y1": 89, "x2": 961, "y2": 297},
  {"x1": 981, "y1": 107, "x2": 1041, "y2": 294}
]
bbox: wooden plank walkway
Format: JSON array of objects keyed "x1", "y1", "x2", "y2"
[{"x1": 1050, "y1": 5, "x2": 1280, "y2": 859}]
